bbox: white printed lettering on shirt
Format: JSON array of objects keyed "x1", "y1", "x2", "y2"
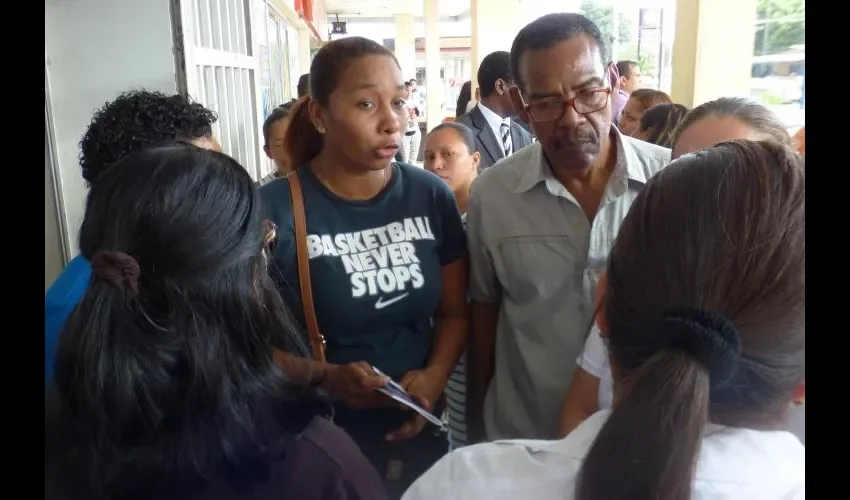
[{"x1": 305, "y1": 217, "x2": 435, "y2": 306}]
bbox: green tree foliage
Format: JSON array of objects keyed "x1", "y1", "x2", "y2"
[
  {"x1": 579, "y1": 0, "x2": 632, "y2": 55},
  {"x1": 755, "y1": 0, "x2": 805, "y2": 55}
]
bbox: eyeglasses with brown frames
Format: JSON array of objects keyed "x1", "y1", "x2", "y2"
[{"x1": 524, "y1": 88, "x2": 612, "y2": 123}]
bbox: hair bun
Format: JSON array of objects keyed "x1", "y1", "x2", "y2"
[
  {"x1": 91, "y1": 250, "x2": 141, "y2": 297},
  {"x1": 657, "y1": 307, "x2": 741, "y2": 390}
]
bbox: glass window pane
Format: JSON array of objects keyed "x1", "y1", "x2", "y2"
[{"x1": 749, "y1": 0, "x2": 805, "y2": 133}]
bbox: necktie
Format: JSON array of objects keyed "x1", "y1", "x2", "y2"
[{"x1": 500, "y1": 120, "x2": 512, "y2": 157}]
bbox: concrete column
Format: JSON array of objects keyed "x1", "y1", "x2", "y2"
[
  {"x1": 470, "y1": 0, "x2": 480, "y2": 97},
  {"x1": 297, "y1": 27, "x2": 311, "y2": 75},
  {"x1": 670, "y1": 0, "x2": 758, "y2": 108},
  {"x1": 394, "y1": 14, "x2": 417, "y2": 81},
  {"x1": 424, "y1": 0, "x2": 441, "y2": 131},
  {"x1": 469, "y1": 0, "x2": 523, "y2": 97}
]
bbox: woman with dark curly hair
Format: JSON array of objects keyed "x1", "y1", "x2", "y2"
[{"x1": 44, "y1": 90, "x2": 220, "y2": 386}]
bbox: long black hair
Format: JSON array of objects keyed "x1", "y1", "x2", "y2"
[{"x1": 47, "y1": 144, "x2": 325, "y2": 499}]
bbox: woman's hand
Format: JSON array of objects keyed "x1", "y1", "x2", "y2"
[
  {"x1": 385, "y1": 368, "x2": 446, "y2": 442},
  {"x1": 323, "y1": 362, "x2": 391, "y2": 409}
]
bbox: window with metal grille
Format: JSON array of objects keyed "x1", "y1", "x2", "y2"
[{"x1": 177, "y1": 0, "x2": 265, "y2": 180}]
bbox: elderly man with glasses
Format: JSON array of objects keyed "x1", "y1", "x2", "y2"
[{"x1": 464, "y1": 13, "x2": 671, "y2": 444}]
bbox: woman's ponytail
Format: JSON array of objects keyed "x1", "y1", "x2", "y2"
[
  {"x1": 576, "y1": 307, "x2": 741, "y2": 500},
  {"x1": 282, "y1": 96, "x2": 323, "y2": 174}
]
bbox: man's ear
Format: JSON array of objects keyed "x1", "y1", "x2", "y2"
[
  {"x1": 471, "y1": 151, "x2": 481, "y2": 171},
  {"x1": 263, "y1": 144, "x2": 272, "y2": 159},
  {"x1": 495, "y1": 78, "x2": 505, "y2": 95},
  {"x1": 509, "y1": 86, "x2": 529, "y2": 124}
]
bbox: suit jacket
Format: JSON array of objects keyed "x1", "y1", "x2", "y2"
[{"x1": 456, "y1": 106, "x2": 534, "y2": 170}]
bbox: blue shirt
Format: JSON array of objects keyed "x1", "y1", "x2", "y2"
[
  {"x1": 44, "y1": 255, "x2": 91, "y2": 384},
  {"x1": 260, "y1": 163, "x2": 466, "y2": 434}
]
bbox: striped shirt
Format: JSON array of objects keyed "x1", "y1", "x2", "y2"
[{"x1": 445, "y1": 212, "x2": 468, "y2": 448}]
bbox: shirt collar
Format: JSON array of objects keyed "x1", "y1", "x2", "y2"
[
  {"x1": 514, "y1": 127, "x2": 648, "y2": 196},
  {"x1": 477, "y1": 101, "x2": 509, "y2": 130}
]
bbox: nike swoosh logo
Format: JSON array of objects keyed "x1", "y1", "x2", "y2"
[{"x1": 375, "y1": 293, "x2": 410, "y2": 310}]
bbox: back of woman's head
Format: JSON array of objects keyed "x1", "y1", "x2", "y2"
[
  {"x1": 638, "y1": 103, "x2": 689, "y2": 147},
  {"x1": 456, "y1": 81, "x2": 472, "y2": 118},
  {"x1": 672, "y1": 97, "x2": 791, "y2": 152},
  {"x1": 49, "y1": 145, "x2": 314, "y2": 499},
  {"x1": 793, "y1": 126, "x2": 805, "y2": 155},
  {"x1": 284, "y1": 37, "x2": 398, "y2": 167},
  {"x1": 628, "y1": 88, "x2": 672, "y2": 111},
  {"x1": 578, "y1": 140, "x2": 805, "y2": 500}
]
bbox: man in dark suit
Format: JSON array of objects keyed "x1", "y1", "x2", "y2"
[{"x1": 457, "y1": 51, "x2": 533, "y2": 171}]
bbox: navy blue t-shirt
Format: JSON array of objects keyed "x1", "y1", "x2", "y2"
[{"x1": 260, "y1": 163, "x2": 465, "y2": 432}]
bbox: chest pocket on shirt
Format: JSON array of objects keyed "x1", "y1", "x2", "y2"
[{"x1": 494, "y1": 235, "x2": 581, "y2": 304}]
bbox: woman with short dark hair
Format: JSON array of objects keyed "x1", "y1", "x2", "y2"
[
  {"x1": 423, "y1": 121, "x2": 480, "y2": 449},
  {"x1": 632, "y1": 103, "x2": 689, "y2": 147},
  {"x1": 262, "y1": 101, "x2": 296, "y2": 177},
  {"x1": 617, "y1": 88, "x2": 673, "y2": 137}
]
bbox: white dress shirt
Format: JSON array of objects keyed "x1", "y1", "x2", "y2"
[
  {"x1": 575, "y1": 325, "x2": 613, "y2": 409},
  {"x1": 403, "y1": 410, "x2": 805, "y2": 500},
  {"x1": 476, "y1": 102, "x2": 511, "y2": 155}
]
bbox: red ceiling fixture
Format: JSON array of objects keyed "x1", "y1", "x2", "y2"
[{"x1": 295, "y1": 0, "x2": 314, "y2": 23}]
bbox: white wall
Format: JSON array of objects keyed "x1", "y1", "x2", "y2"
[
  {"x1": 45, "y1": 0, "x2": 179, "y2": 255},
  {"x1": 45, "y1": 122, "x2": 65, "y2": 291}
]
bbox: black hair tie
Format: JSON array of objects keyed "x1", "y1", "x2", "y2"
[
  {"x1": 657, "y1": 307, "x2": 741, "y2": 390},
  {"x1": 90, "y1": 250, "x2": 141, "y2": 298}
]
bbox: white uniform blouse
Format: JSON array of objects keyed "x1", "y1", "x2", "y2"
[{"x1": 403, "y1": 410, "x2": 805, "y2": 500}]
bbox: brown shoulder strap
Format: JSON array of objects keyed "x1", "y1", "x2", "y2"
[{"x1": 288, "y1": 171, "x2": 326, "y2": 362}]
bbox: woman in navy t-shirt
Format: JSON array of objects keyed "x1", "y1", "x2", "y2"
[{"x1": 260, "y1": 37, "x2": 468, "y2": 499}]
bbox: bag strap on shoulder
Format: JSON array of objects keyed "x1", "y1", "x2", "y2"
[{"x1": 287, "y1": 171, "x2": 326, "y2": 362}]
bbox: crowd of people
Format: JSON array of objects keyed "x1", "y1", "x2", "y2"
[{"x1": 45, "y1": 12, "x2": 804, "y2": 500}]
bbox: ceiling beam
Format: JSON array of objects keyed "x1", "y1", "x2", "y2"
[{"x1": 326, "y1": 9, "x2": 470, "y2": 24}]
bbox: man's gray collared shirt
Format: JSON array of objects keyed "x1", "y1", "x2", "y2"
[{"x1": 467, "y1": 130, "x2": 670, "y2": 440}]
